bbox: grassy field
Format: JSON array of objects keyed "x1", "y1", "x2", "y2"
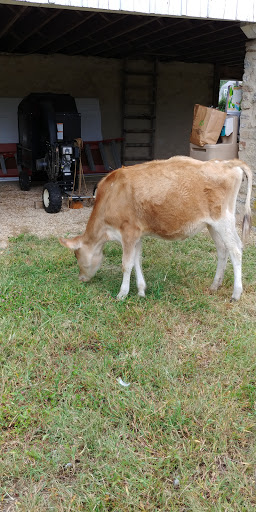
[{"x1": 0, "y1": 232, "x2": 255, "y2": 511}]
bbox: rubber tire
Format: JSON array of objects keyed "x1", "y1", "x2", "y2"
[
  {"x1": 19, "y1": 171, "x2": 31, "y2": 191},
  {"x1": 42, "y1": 182, "x2": 62, "y2": 214}
]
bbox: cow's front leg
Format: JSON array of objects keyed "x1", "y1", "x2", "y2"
[{"x1": 116, "y1": 239, "x2": 137, "y2": 299}]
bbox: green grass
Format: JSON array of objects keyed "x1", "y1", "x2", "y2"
[{"x1": 0, "y1": 233, "x2": 255, "y2": 511}]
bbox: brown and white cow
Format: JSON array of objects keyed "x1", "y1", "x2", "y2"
[{"x1": 59, "y1": 156, "x2": 252, "y2": 301}]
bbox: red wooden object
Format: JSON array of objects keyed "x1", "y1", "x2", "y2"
[
  {"x1": 0, "y1": 143, "x2": 18, "y2": 177},
  {"x1": 0, "y1": 139, "x2": 123, "y2": 178},
  {"x1": 82, "y1": 138, "x2": 123, "y2": 174}
]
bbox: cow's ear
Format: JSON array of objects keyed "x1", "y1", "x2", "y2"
[{"x1": 59, "y1": 237, "x2": 83, "y2": 250}]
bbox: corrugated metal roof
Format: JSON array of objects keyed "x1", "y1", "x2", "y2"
[{"x1": 5, "y1": 0, "x2": 256, "y2": 23}]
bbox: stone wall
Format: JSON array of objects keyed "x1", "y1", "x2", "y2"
[
  {"x1": 239, "y1": 40, "x2": 256, "y2": 174},
  {"x1": 239, "y1": 40, "x2": 256, "y2": 221}
]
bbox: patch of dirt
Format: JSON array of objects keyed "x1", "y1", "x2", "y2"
[{"x1": 0, "y1": 181, "x2": 93, "y2": 243}]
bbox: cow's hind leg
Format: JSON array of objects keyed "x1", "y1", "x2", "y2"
[
  {"x1": 209, "y1": 218, "x2": 243, "y2": 301},
  {"x1": 208, "y1": 225, "x2": 229, "y2": 291},
  {"x1": 227, "y1": 233, "x2": 243, "y2": 301},
  {"x1": 134, "y1": 239, "x2": 146, "y2": 297}
]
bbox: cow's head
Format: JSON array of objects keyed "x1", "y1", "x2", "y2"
[{"x1": 59, "y1": 236, "x2": 103, "y2": 282}]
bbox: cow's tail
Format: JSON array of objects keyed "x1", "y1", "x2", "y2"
[{"x1": 239, "y1": 161, "x2": 252, "y2": 243}]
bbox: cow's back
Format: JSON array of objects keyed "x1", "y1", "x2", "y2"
[{"x1": 95, "y1": 157, "x2": 243, "y2": 240}]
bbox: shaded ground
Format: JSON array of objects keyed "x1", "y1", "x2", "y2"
[{"x1": 0, "y1": 181, "x2": 93, "y2": 245}]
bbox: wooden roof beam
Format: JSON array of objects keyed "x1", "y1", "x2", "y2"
[
  {"x1": 46, "y1": 12, "x2": 97, "y2": 53},
  {"x1": 71, "y1": 16, "x2": 165, "y2": 56},
  {"x1": 28, "y1": 11, "x2": 93, "y2": 53},
  {"x1": 93, "y1": 19, "x2": 211, "y2": 57},
  {"x1": 53, "y1": 13, "x2": 128, "y2": 54},
  {"x1": 7, "y1": 8, "x2": 61, "y2": 52},
  {"x1": 148, "y1": 21, "x2": 241, "y2": 51},
  {"x1": 0, "y1": 5, "x2": 27, "y2": 39},
  {"x1": 92, "y1": 18, "x2": 185, "y2": 56}
]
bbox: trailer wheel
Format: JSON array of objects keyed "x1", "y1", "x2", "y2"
[
  {"x1": 42, "y1": 182, "x2": 62, "y2": 213},
  {"x1": 19, "y1": 171, "x2": 31, "y2": 191}
]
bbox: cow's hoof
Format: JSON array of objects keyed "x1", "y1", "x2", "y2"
[
  {"x1": 231, "y1": 289, "x2": 242, "y2": 302},
  {"x1": 116, "y1": 292, "x2": 128, "y2": 300},
  {"x1": 79, "y1": 275, "x2": 90, "y2": 282}
]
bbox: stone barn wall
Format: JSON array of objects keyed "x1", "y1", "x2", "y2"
[{"x1": 238, "y1": 40, "x2": 256, "y2": 221}]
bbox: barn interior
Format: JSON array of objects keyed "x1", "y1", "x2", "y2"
[{"x1": 0, "y1": 3, "x2": 247, "y2": 187}]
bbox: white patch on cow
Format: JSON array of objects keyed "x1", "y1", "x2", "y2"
[
  {"x1": 183, "y1": 221, "x2": 208, "y2": 238},
  {"x1": 106, "y1": 226, "x2": 122, "y2": 243}
]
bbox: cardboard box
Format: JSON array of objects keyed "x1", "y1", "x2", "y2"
[{"x1": 190, "y1": 104, "x2": 227, "y2": 147}]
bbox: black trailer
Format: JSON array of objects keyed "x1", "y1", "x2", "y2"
[{"x1": 17, "y1": 93, "x2": 82, "y2": 213}]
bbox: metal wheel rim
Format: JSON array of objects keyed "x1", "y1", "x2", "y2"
[{"x1": 43, "y1": 189, "x2": 50, "y2": 208}]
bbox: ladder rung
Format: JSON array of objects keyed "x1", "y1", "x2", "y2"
[
  {"x1": 124, "y1": 115, "x2": 155, "y2": 120},
  {"x1": 125, "y1": 143, "x2": 152, "y2": 148},
  {"x1": 124, "y1": 156, "x2": 152, "y2": 161},
  {"x1": 124, "y1": 71, "x2": 157, "y2": 76},
  {"x1": 122, "y1": 61, "x2": 156, "y2": 165},
  {"x1": 125, "y1": 101, "x2": 155, "y2": 106},
  {"x1": 123, "y1": 129, "x2": 155, "y2": 133},
  {"x1": 124, "y1": 85, "x2": 156, "y2": 91}
]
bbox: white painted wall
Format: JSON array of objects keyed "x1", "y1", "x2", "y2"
[
  {"x1": 75, "y1": 99, "x2": 102, "y2": 140},
  {"x1": 7, "y1": 0, "x2": 256, "y2": 22},
  {"x1": 0, "y1": 98, "x2": 21, "y2": 143}
]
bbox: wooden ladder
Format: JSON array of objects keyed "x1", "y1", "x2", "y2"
[{"x1": 121, "y1": 59, "x2": 157, "y2": 166}]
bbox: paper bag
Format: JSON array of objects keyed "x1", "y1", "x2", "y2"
[{"x1": 190, "y1": 104, "x2": 227, "y2": 146}]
